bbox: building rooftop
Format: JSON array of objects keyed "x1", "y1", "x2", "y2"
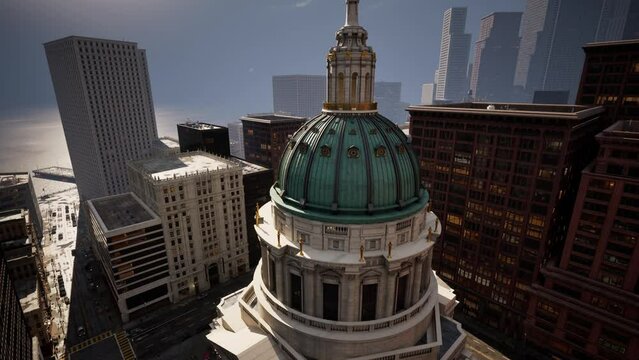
[
  {"x1": 44, "y1": 35, "x2": 138, "y2": 47},
  {"x1": 0, "y1": 173, "x2": 29, "y2": 189},
  {"x1": 159, "y1": 137, "x2": 180, "y2": 148},
  {"x1": 241, "y1": 113, "x2": 307, "y2": 124},
  {"x1": 178, "y1": 121, "x2": 224, "y2": 131},
  {"x1": 136, "y1": 153, "x2": 236, "y2": 181},
  {"x1": 0, "y1": 209, "x2": 28, "y2": 224},
  {"x1": 231, "y1": 157, "x2": 270, "y2": 175},
  {"x1": 89, "y1": 193, "x2": 156, "y2": 231},
  {"x1": 583, "y1": 38, "x2": 639, "y2": 49},
  {"x1": 408, "y1": 102, "x2": 604, "y2": 120}
]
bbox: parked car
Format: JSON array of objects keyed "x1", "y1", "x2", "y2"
[{"x1": 77, "y1": 326, "x2": 86, "y2": 337}]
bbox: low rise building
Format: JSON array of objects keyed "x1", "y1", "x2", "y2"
[
  {"x1": 0, "y1": 173, "x2": 43, "y2": 240},
  {"x1": 87, "y1": 193, "x2": 170, "y2": 322},
  {"x1": 177, "y1": 122, "x2": 230, "y2": 157}
]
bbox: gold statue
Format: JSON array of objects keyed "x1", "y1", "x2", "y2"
[
  {"x1": 428, "y1": 228, "x2": 433, "y2": 242},
  {"x1": 434, "y1": 218, "x2": 439, "y2": 232},
  {"x1": 277, "y1": 230, "x2": 281, "y2": 247},
  {"x1": 299, "y1": 237, "x2": 305, "y2": 256},
  {"x1": 387, "y1": 242, "x2": 392, "y2": 259},
  {"x1": 359, "y1": 244, "x2": 365, "y2": 262},
  {"x1": 255, "y1": 202, "x2": 261, "y2": 225}
]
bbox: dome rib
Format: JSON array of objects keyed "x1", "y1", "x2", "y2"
[
  {"x1": 302, "y1": 114, "x2": 336, "y2": 204},
  {"x1": 368, "y1": 113, "x2": 403, "y2": 207},
  {"x1": 331, "y1": 117, "x2": 348, "y2": 211},
  {"x1": 355, "y1": 116, "x2": 374, "y2": 211}
]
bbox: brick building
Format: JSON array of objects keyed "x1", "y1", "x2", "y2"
[{"x1": 408, "y1": 103, "x2": 605, "y2": 338}]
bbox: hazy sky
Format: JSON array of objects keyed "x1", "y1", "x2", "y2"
[{"x1": 0, "y1": 0, "x2": 525, "y2": 171}]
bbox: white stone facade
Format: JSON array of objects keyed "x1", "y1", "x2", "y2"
[
  {"x1": 127, "y1": 152, "x2": 250, "y2": 302},
  {"x1": 44, "y1": 36, "x2": 158, "y2": 200}
]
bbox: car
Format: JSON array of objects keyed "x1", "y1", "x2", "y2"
[{"x1": 77, "y1": 326, "x2": 86, "y2": 337}]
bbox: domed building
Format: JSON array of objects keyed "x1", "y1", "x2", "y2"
[{"x1": 207, "y1": 1, "x2": 466, "y2": 359}]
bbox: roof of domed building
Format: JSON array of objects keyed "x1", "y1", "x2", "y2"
[{"x1": 271, "y1": 111, "x2": 428, "y2": 224}]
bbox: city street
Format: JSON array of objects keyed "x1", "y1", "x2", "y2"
[{"x1": 127, "y1": 271, "x2": 253, "y2": 359}]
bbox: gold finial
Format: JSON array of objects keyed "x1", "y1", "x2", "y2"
[
  {"x1": 255, "y1": 202, "x2": 261, "y2": 225},
  {"x1": 277, "y1": 230, "x2": 281, "y2": 247},
  {"x1": 387, "y1": 242, "x2": 393, "y2": 259},
  {"x1": 359, "y1": 244, "x2": 365, "y2": 262},
  {"x1": 428, "y1": 227, "x2": 433, "y2": 242},
  {"x1": 426, "y1": 202, "x2": 431, "y2": 212},
  {"x1": 435, "y1": 218, "x2": 439, "y2": 232},
  {"x1": 298, "y1": 237, "x2": 305, "y2": 256}
]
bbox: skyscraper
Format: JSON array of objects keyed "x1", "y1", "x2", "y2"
[
  {"x1": 272, "y1": 75, "x2": 326, "y2": 118},
  {"x1": 0, "y1": 255, "x2": 32, "y2": 360},
  {"x1": 435, "y1": 8, "x2": 471, "y2": 102},
  {"x1": 514, "y1": 0, "x2": 628, "y2": 102},
  {"x1": 526, "y1": 120, "x2": 639, "y2": 360},
  {"x1": 375, "y1": 81, "x2": 409, "y2": 123},
  {"x1": 44, "y1": 36, "x2": 158, "y2": 200},
  {"x1": 206, "y1": 2, "x2": 466, "y2": 359},
  {"x1": 227, "y1": 121, "x2": 245, "y2": 159},
  {"x1": 409, "y1": 102, "x2": 605, "y2": 340},
  {"x1": 577, "y1": 39, "x2": 639, "y2": 126},
  {"x1": 469, "y1": 12, "x2": 522, "y2": 102}
]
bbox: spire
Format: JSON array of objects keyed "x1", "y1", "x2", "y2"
[
  {"x1": 324, "y1": 0, "x2": 377, "y2": 112},
  {"x1": 345, "y1": 0, "x2": 359, "y2": 26}
]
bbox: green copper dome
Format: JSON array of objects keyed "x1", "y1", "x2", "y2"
[{"x1": 272, "y1": 111, "x2": 428, "y2": 223}]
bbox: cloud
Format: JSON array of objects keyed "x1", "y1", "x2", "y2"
[{"x1": 295, "y1": 0, "x2": 312, "y2": 8}]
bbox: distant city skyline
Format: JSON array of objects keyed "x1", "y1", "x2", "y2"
[{"x1": 1, "y1": 0, "x2": 527, "y2": 171}]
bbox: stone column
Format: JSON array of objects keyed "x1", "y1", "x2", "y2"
[
  {"x1": 260, "y1": 245, "x2": 268, "y2": 284},
  {"x1": 275, "y1": 256, "x2": 285, "y2": 302},
  {"x1": 303, "y1": 264, "x2": 315, "y2": 316},
  {"x1": 345, "y1": 274, "x2": 359, "y2": 321},
  {"x1": 376, "y1": 273, "x2": 387, "y2": 320},
  {"x1": 411, "y1": 257, "x2": 424, "y2": 305},
  {"x1": 385, "y1": 271, "x2": 397, "y2": 317}
]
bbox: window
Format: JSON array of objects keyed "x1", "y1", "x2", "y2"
[
  {"x1": 329, "y1": 238, "x2": 345, "y2": 251},
  {"x1": 365, "y1": 238, "x2": 381, "y2": 251},
  {"x1": 361, "y1": 283, "x2": 377, "y2": 321},
  {"x1": 290, "y1": 273, "x2": 303, "y2": 311},
  {"x1": 395, "y1": 274, "x2": 409, "y2": 313},
  {"x1": 323, "y1": 282, "x2": 339, "y2": 320}
]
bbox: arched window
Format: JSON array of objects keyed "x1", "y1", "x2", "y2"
[
  {"x1": 351, "y1": 72, "x2": 359, "y2": 103},
  {"x1": 337, "y1": 73, "x2": 345, "y2": 104},
  {"x1": 364, "y1": 73, "x2": 371, "y2": 102}
]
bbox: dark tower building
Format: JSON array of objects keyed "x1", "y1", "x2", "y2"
[
  {"x1": 177, "y1": 122, "x2": 231, "y2": 157},
  {"x1": 526, "y1": 120, "x2": 639, "y2": 360},
  {"x1": 577, "y1": 39, "x2": 639, "y2": 127},
  {"x1": 469, "y1": 12, "x2": 522, "y2": 102},
  {"x1": 408, "y1": 103, "x2": 605, "y2": 339},
  {"x1": 0, "y1": 255, "x2": 32, "y2": 360},
  {"x1": 240, "y1": 113, "x2": 306, "y2": 173}
]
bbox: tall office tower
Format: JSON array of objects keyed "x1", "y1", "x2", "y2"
[
  {"x1": 0, "y1": 173, "x2": 43, "y2": 240},
  {"x1": 435, "y1": 8, "x2": 471, "y2": 102},
  {"x1": 0, "y1": 255, "x2": 32, "y2": 360},
  {"x1": 272, "y1": 75, "x2": 326, "y2": 118},
  {"x1": 227, "y1": 122, "x2": 244, "y2": 159},
  {"x1": 375, "y1": 81, "x2": 409, "y2": 123},
  {"x1": 207, "y1": 2, "x2": 466, "y2": 358},
  {"x1": 577, "y1": 39, "x2": 639, "y2": 126},
  {"x1": 623, "y1": 0, "x2": 639, "y2": 39},
  {"x1": 469, "y1": 12, "x2": 522, "y2": 102},
  {"x1": 526, "y1": 120, "x2": 639, "y2": 360},
  {"x1": 87, "y1": 193, "x2": 170, "y2": 322},
  {"x1": 408, "y1": 103, "x2": 605, "y2": 340},
  {"x1": 421, "y1": 83, "x2": 435, "y2": 105},
  {"x1": 44, "y1": 36, "x2": 159, "y2": 200},
  {"x1": 240, "y1": 113, "x2": 306, "y2": 172},
  {"x1": 177, "y1": 122, "x2": 231, "y2": 156},
  {"x1": 514, "y1": 0, "x2": 628, "y2": 103},
  {"x1": 127, "y1": 152, "x2": 249, "y2": 303}
]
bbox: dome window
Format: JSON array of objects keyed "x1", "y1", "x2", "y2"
[
  {"x1": 299, "y1": 143, "x2": 309, "y2": 154},
  {"x1": 396, "y1": 144, "x2": 406, "y2": 154},
  {"x1": 349, "y1": 128, "x2": 357, "y2": 135},
  {"x1": 369, "y1": 128, "x2": 377, "y2": 135},
  {"x1": 375, "y1": 145, "x2": 386, "y2": 158},
  {"x1": 347, "y1": 146, "x2": 360, "y2": 158},
  {"x1": 328, "y1": 128, "x2": 336, "y2": 135},
  {"x1": 320, "y1": 145, "x2": 332, "y2": 157}
]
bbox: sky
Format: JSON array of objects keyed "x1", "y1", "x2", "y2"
[{"x1": 0, "y1": 0, "x2": 525, "y2": 172}]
